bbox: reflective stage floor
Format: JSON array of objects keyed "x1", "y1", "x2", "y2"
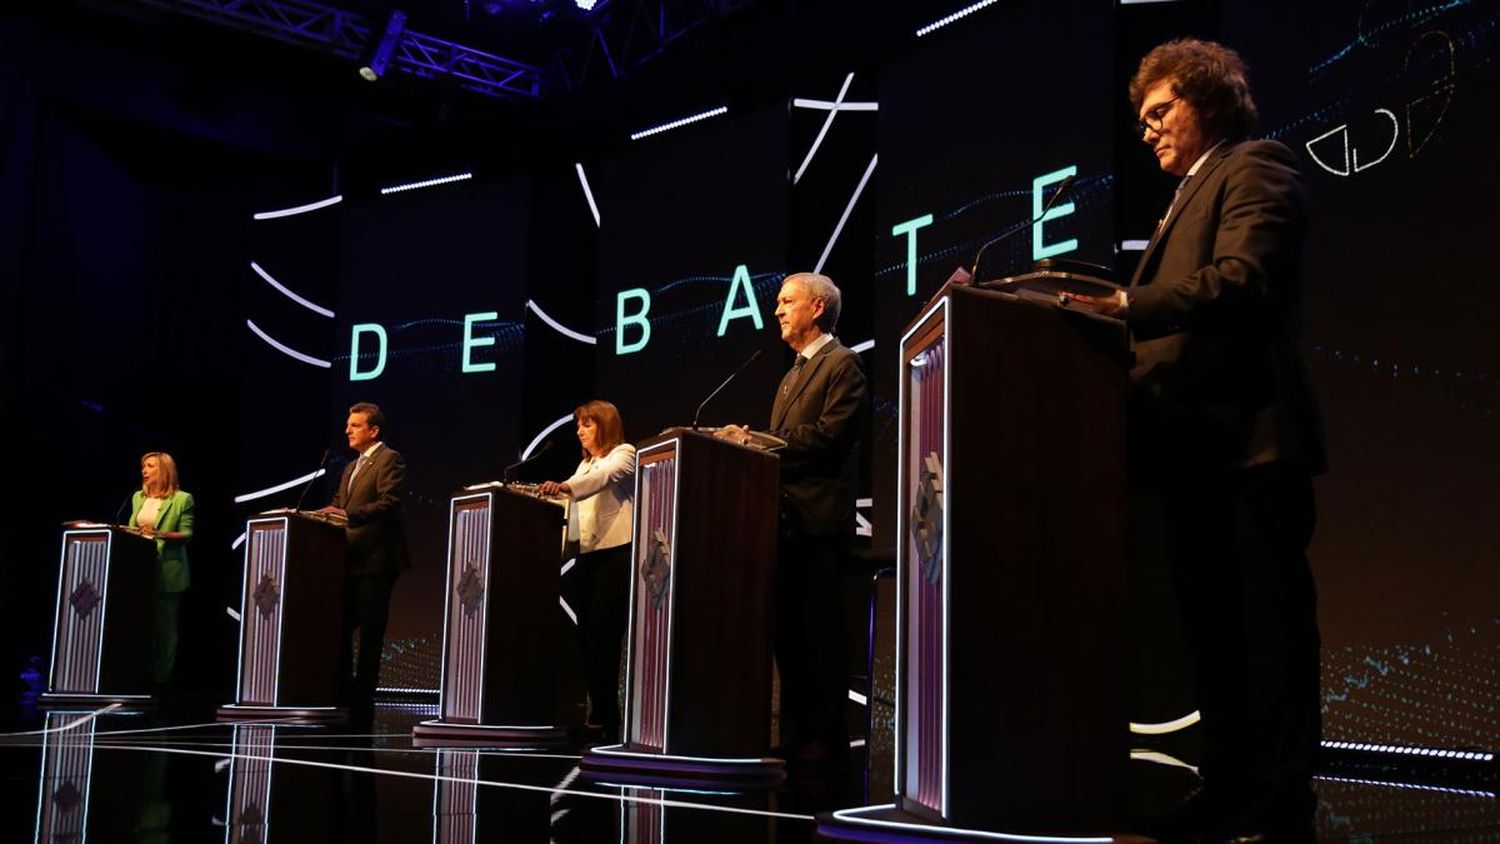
[{"x1": 2, "y1": 703, "x2": 1496, "y2": 842}]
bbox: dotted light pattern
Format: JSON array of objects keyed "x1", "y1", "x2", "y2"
[{"x1": 1322, "y1": 617, "x2": 1500, "y2": 749}]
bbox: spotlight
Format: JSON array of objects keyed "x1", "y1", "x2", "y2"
[{"x1": 358, "y1": 10, "x2": 408, "y2": 82}]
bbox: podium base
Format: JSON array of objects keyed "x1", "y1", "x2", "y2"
[
  {"x1": 39, "y1": 692, "x2": 155, "y2": 710},
  {"x1": 216, "y1": 703, "x2": 347, "y2": 723},
  {"x1": 817, "y1": 805, "x2": 1148, "y2": 843},
  {"x1": 580, "y1": 743, "x2": 784, "y2": 788},
  {"x1": 412, "y1": 719, "x2": 566, "y2": 748}
]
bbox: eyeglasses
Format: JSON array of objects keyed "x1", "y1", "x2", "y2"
[{"x1": 1135, "y1": 96, "x2": 1180, "y2": 137}]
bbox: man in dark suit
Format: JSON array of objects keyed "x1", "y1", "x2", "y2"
[
  {"x1": 320, "y1": 401, "x2": 411, "y2": 715},
  {"x1": 1070, "y1": 39, "x2": 1325, "y2": 841},
  {"x1": 721, "y1": 272, "x2": 867, "y2": 767}
]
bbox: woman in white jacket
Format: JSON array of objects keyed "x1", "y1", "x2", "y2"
[{"x1": 540, "y1": 400, "x2": 636, "y2": 741}]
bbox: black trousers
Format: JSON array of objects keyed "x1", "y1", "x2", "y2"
[
  {"x1": 574, "y1": 543, "x2": 631, "y2": 738},
  {"x1": 1160, "y1": 460, "x2": 1320, "y2": 814},
  {"x1": 338, "y1": 570, "x2": 400, "y2": 706},
  {"x1": 774, "y1": 533, "x2": 849, "y2": 750}
]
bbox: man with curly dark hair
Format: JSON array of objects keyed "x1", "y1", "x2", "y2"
[{"x1": 1071, "y1": 38, "x2": 1325, "y2": 843}]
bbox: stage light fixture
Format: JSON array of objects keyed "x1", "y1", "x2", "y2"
[{"x1": 359, "y1": 10, "x2": 409, "y2": 82}]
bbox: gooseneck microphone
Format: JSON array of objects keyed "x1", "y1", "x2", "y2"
[
  {"x1": 969, "y1": 173, "x2": 1078, "y2": 283},
  {"x1": 693, "y1": 349, "x2": 764, "y2": 430},
  {"x1": 112, "y1": 494, "x2": 134, "y2": 527},
  {"x1": 504, "y1": 440, "x2": 555, "y2": 482},
  {"x1": 293, "y1": 448, "x2": 333, "y2": 512}
]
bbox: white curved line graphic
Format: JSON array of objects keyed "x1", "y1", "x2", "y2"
[
  {"x1": 526, "y1": 300, "x2": 596, "y2": 345},
  {"x1": 253, "y1": 194, "x2": 342, "y2": 220},
  {"x1": 524, "y1": 413, "x2": 575, "y2": 459},
  {"x1": 1129, "y1": 710, "x2": 1201, "y2": 734},
  {"x1": 246, "y1": 319, "x2": 332, "y2": 368},
  {"x1": 574, "y1": 163, "x2": 601, "y2": 227},
  {"x1": 850, "y1": 339, "x2": 874, "y2": 353},
  {"x1": 1130, "y1": 749, "x2": 1199, "y2": 774},
  {"x1": 0, "y1": 705, "x2": 119, "y2": 737},
  {"x1": 1306, "y1": 124, "x2": 1351, "y2": 176},
  {"x1": 1353, "y1": 108, "x2": 1399, "y2": 173},
  {"x1": 815, "y1": 153, "x2": 877, "y2": 273},
  {"x1": 794, "y1": 73, "x2": 855, "y2": 185},
  {"x1": 250, "y1": 262, "x2": 335, "y2": 318},
  {"x1": 233, "y1": 468, "x2": 328, "y2": 503},
  {"x1": 232, "y1": 532, "x2": 247, "y2": 550}
]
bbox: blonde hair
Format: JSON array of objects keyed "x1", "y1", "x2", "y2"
[
  {"x1": 141, "y1": 451, "x2": 180, "y2": 498},
  {"x1": 574, "y1": 400, "x2": 625, "y2": 458}
]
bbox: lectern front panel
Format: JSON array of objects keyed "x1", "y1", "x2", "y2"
[
  {"x1": 625, "y1": 441, "x2": 679, "y2": 752},
  {"x1": 440, "y1": 494, "x2": 493, "y2": 723},
  {"x1": 237, "y1": 518, "x2": 290, "y2": 706},
  {"x1": 898, "y1": 299, "x2": 950, "y2": 817},
  {"x1": 49, "y1": 530, "x2": 112, "y2": 694}
]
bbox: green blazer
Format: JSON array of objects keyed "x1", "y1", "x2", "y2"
[{"x1": 130, "y1": 490, "x2": 194, "y2": 593}]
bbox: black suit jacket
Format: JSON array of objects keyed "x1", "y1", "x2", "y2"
[
  {"x1": 331, "y1": 444, "x2": 412, "y2": 575},
  {"x1": 769, "y1": 338, "x2": 868, "y2": 538},
  {"x1": 1127, "y1": 139, "x2": 1325, "y2": 475}
]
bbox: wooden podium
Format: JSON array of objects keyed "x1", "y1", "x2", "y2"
[
  {"x1": 823, "y1": 280, "x2": 1132, "y2": 839},
  {"x1": 413, "y1": 483, "x2": 569, "y2": 746},
  {"x1": 581, "y1": 428, "x2": 781, "y2": 784},
  {"x1": 42, "y1": 524, "x2": 158, "y2": 707},
  {"x1": 218, "y1": 511, "x2": 347, "y2": 721}
]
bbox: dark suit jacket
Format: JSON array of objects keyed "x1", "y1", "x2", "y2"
[
  {"x1": 331, "y1": 444, "x2": 412, "y2": 575},
  {"x1": 769, "y1": 338, "x2": 868, "y2": 538},
  {"x1": 1127, "y1": 139, "x2": 1325, "y2": 475}
]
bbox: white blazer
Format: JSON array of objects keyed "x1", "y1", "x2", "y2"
[{"x1": 565, "y1": 443, "x2": 637, "y2": 553}]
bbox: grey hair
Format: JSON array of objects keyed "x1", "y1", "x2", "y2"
[{"x1": 783, "y1": 272, "x2": 842, "y2": 332}]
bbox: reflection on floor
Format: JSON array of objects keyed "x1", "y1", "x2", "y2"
[{"x1": 1, "y1": 704, "x2": 1495, "y2": 842}]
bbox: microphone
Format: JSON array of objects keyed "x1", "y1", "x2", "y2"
[
  {"x1": 504, "y1": 440, "x2": 555, "y2": 482},
  {"x1": 112, "y1": 494, "x2": 133, "y2": 527},
  {"x1": 693, "y1": 349, "x2": 763, "y2": 430},
  {"x1": 969, "y1": 173, "x2": 1077, "y2": 283},
  {"x1": 293, "y1": 448, "x2": 333, "y2": 512}
]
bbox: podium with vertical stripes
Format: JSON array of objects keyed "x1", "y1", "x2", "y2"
[
  {"x1": 413, "y1": 483, "x2": 568, "y2": 746},
  {"x1": 41, "y1": 524, "x2": 157, "y2": 707},
  {"x1": 581, "y1": 428, "x2": 781, "y2": 785},
  {"x1": 823, "y1": 280, "x2": 1131, "y2": 839},
  {"x1": 218, "y1": 511, "x2": 347, "y2": 721}
]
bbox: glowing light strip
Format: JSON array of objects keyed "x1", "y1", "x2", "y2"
[
  {"x1": 249, "y1": 262, "x2": 335, "y2": 318},
  {"x1": 561, "y1": 558, "x2": 577, "y2": 576},
  {"x1": 245, "y1": 319, "x2": 332, "y2": 368},
  {"x1": 1130, "y1": 711, "x2": 1201, "y2": 734},
  {"x1": 559, "y1": 597, "x2": 578, "y2": 624},
  {"x1": 856, "y1": 497, "x2": 873, "y2": 508},
  {"x1": 829, "y1": 805, "x2": 1113, "y2": 842},
  {"x1": 850, "y1": 339, "x2": 875, "y2": 353},
  {"x1": 1321, "y1": 740, "x2": 1495, "y2": 762},
  {"x1": 814, "y1": 153, "x2": 878, "y2": 273},
  {"x1": 847, "y1": 689, "x2": 868, "y2": 705},
  {"x1": 794, "y1": 73, "x2": 854, "y2": 185},
  {"x1": 629, "y1": 106, "x2": 728, "y2": 141},
  {"x1": 94, "y1": 742, "x2": 812, "y2": 819},
  {"x1": 232, "y1": 468, "x2": 328, "y2": 504},
  {"x1": 227, "y1": 607, "x2": 241, "y2": 622},
  {"x1": 0, "y1": 705, "x2": 117, "y2": 737},
  {"x1": 524, "y1": 413, "x2": 575, "y2": 459},
  {"x1": 252, "y1": 194, "x2": 342, "y2": 220},
  {"x1": 526, "y1": 299, "x2": 596, "y2": 344},
  {"x1": 1128, "y1": 713, "x2": 1200, "y2": 734},
  {"x1": 1130, "y1": 749, "x2": 1199, "y2": 773},
  {"x1": 379, "y1": 172, "x2": 473, "y2": 195},
  {"x1": 1118, "y1": 239, "x2": 1150, "y2": 251},
  {"x1": 791, "y1": 99, "x2": 878, "y2": 111},
  {"x1": 588, "y1": 743, "x2": 774, "y2": 766},
  {"x1": 916, "y1": 0, "x2": 1000, "y2": 37},
  {"x1": 574, "y1": 163, "x2": 601, "y2": 227},
  {"x1": 232, "y1": 532, "x2": 247, "y2": 550},
  {"x1": 1315, "y1": 774, "x2": 1495, "y2": 798}
]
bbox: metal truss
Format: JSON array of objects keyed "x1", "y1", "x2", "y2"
[
  {"x1": 546, "y1": 0, "x2": 752, "y2": 93},
  {"x1": 128, "y1": 0, "x2": 542, "y2": 99}
]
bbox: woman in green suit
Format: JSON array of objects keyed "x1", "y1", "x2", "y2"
[{"x1": 129, "y1": 451, "x2": 194, "y2": 686}]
